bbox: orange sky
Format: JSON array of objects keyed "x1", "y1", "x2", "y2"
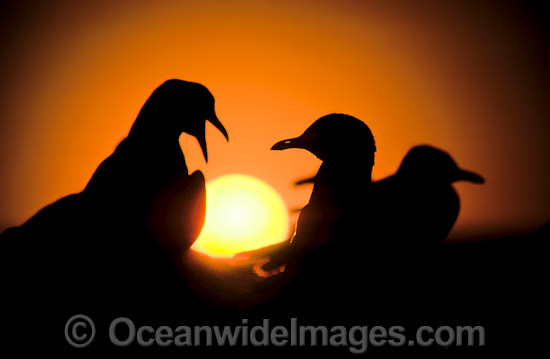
[{"x1": 1, "y1": 0, "x2": 548, "y2": 239}]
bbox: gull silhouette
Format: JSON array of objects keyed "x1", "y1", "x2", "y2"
[
  {"x1": 1, "y1": 80, "x2": 229, "y2": 348},
  {"x1": 253, "y1": 114, "x2": 376, "y2": 275},
  {"x1": 368, "y1": 145, "x2": 484, "y2": 253}
]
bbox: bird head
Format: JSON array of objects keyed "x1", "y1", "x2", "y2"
[
  {"x1": 131, "y1": 79, "x2": 229, "y2": 162},
  {"x1": 271, "y1": 114, "x2": 376, "y2": 166},
  {"x1": 397, "y1": 145, "x2": 485, "y2": 185}
]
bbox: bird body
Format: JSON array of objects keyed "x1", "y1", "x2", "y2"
[
  {"x1": 370, "y1": 174, "x2": 460, "y2": 250},
  {"x1": 81, "y1": 133, "x2": 206, "y2": 263}
]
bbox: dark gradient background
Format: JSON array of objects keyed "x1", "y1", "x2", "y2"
[{"x1": 1, "y1": 0, "x2": 548, "y2": 241}]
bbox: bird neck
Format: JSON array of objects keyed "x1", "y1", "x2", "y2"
[
  {"x1": 318, "y1": 159, "x2": 373, "y2": 183},
  {"x1": 128, "y1": 112, "x2": 182, "y2": 142},
  {"x1": 119, "y1": 130, "x2": 188, "y2": 174},
  {"x1": 310, "y1": 161, "x2": 372, "y2": 208},
  {"x1": 128, "y1": 126, "x2": 181, "y2": 144}
]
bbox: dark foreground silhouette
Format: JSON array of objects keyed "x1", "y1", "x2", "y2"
[{"x1": 0, "y1": 103, "x2": 547, "y2": 355}]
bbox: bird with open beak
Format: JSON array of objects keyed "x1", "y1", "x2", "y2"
[
  {"x1": 0, "y1": 80, "x2": 229, "y2": 350},
  {"x1": 1, "y1": 79, "x2": 229, "y2": 299},
  {"x1": 83, "y1": 79, "x2": 229, "y2": 261}
]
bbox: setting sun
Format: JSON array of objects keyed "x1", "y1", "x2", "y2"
[{"x1": 191, "y1": 174, "x2": 289, "y2": 258}]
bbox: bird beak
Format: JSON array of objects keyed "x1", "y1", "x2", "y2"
[
  {"x1": 196, "y1": 132, "x2": 209, "y2": 163},
  {"x1": 294, "y1": 176, "x2": 316, "y2": 186},
  {"x1": 198, "y1": 113, "x2": 229, "y2": 163},
  {"x1": 208, "y1": 113, "x2": 229, "y2": 142},
  {"x1": 456, "y1": 169, "x2": 485, "y2": 184},
  {"x1": 271, "y1": 137, "x2": 304, "y2": 151}
]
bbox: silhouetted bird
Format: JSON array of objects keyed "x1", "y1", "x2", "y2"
[
  {"x1": 255, "y1": 114, "x2": 376, "y2": 275},
  {"x1": 368, "y1": 145, "x2": 484, "y2": 252},
  {"x1": 81, "y1": 79, "x2": 228, "y2": 268},
  {"x1": 1, "y1": 80, "x2": 228, "y2": 342}
]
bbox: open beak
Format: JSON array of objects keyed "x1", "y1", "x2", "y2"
[
  {"x1": 196, "y1": 132, "x2": 209, "y2": 163},
  {"x1": 271, "y1": 137, "x2": 304, "y2": 151},
  {"x1": 209, "y1": 113, "x2": 229, "y2": 142},
  {"x1": 197, "y1": 113, "x2": 229, "y2": 163},
  {"x1": 456, "y1": 169, "x2": 485, "y2": 184}
]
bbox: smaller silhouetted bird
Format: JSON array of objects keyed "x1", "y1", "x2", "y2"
[
  {"x1": 252, "y1": 114, "x2": 376, "y2": 275},
  {"x1": 367, "y1": 145, "x2": 484, "y2": 253}
]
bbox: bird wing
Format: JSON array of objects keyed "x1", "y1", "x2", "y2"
[
  {"x1": 146, "y1": 170, "x2": 206, "y2": 255},
  {"x1": 414, "y1": 187, "x2": 460, "y2": 246},
  {"x1": 178, "y1": 170, "x2": 207, "y2": 247}
]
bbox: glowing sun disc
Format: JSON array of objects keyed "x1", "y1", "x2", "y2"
[{"x1": 191, "y1": 174, "x2": 289, "y2": 257}]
